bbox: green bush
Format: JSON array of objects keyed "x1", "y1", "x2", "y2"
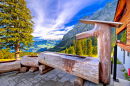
[
  {"x1": 121, "y1": 69, "x2": 126, "y2": 72},
  {"x1": 124, "y1": 72, "x2": 130, "y2": 81}
]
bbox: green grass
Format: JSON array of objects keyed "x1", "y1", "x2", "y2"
[
  {"x1": 0, "y1": 59, "x2": 16, "y2": 62},
  {"x1": 83, "y1": 54, "x2": 98, "y2": 58}
]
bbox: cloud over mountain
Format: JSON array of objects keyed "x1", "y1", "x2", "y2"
[{"x1": 26, "y1": 0, "x2": 112, "y2": 40}]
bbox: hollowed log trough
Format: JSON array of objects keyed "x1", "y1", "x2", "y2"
[
  {"x1": 39, "y1": 20, "x2": 122, "y2": 84},
  {"x1": 21, "y1": 55, "x2": 39, "y2": 67},
  {"x1": 38, "y1": 52, "x2": 99, "y2": 84}
]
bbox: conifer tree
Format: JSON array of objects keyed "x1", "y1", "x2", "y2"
[
  {"x1": 68, "y1": 45, "x2": 72, "y2": 54},
  {"x1": 121, "y1": 30, "x2": 126, "y2": 43},
  {"x1": 61, "y1": 50, "x2": 65, "y2": 53},
  {"x1": 81, "y1": 39, "x2": 84, "y2": 50},
  {"x1": 88, "y1": 39, "x2": 93, "y2": 56},
  {"x1": 93, "y1": 37, "x2": 97, "y2": 55},
  {"x1": 63, "y1": 50, "x2": 65, "y2": 53},
  {"x1": 0, "y1": 51, "x2": 4, "y2": 59},
  {"x1": 83, "y1": 39, "x2": 87, "y2": 55},
  {"x1": 0, "y1": 0, "x2": 34, "y2": 59},
  {"x1": 73, "y1": 39, "x2": 76, "y2": 51},
  {"x1": 65, "y1": 48, "x2": 68, "y2": 54},
  {"x1": 76, "y1": 40, "x2": 83, "y2": 55},
  {"x1": 71, "y1": 46, "x2": 75, "y2": 55},
  {"x1": 68, "y1": 45, "x2": 75, "y2": 54}
]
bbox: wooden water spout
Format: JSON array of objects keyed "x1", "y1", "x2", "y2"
[{"x1": 76, "y1": 19, "x2": 122, "y2": 84}]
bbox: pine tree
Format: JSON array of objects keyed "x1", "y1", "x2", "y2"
[
  {"x1": 81, "y1": 39, "x2": 84, "y2": 50},
  {"x1": 0, "y1": 51, "x2": 4, "y2": 59},
  {"x1": 93, "y1": 37, "x2": 97, "y2": 55},
  {"x1": 0, "y1": 0, "x2": 34, "y2": 59},
  {"x1": 65, "y1": 48, "x2": 68, "y2": 54},
  {"x1": 71, "y1": 46, "x2": 75, "y2": 55},
  {"x1": 121, "y1": 30, "x2": 126, "y2": 43},
  {"x1": 76, "y1": 40, "x2": 83, "y2": 55},
  {"x1": 68, "y1": 45, "x2": 72, "y2": 54},
  {"x1": 73, "y1": 39, "x2": 76, "y2": 51},
  {"x1": 83, "y1": 39, "x2": 87, "y2": 55},
  {"x1": 63, "y1": 50, "x2": 65, "y2": 53},
  {"x1": 88, "y1": 39, "x2": 93, "y2": 56},
  {"x1": 68, "y1": 45, "x2": 75, "y2": 54}
]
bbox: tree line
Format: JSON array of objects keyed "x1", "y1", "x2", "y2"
[
  {"x1": 0, "y1": 48, "x2": 38, "y2": 59},
  {"x1": 61, "y1": 37, "x2": 97, "y2": 56}
]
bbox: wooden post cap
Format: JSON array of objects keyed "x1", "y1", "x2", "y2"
[{"x1": 79, "y1": 19, "x2": 123, "y2": 28}]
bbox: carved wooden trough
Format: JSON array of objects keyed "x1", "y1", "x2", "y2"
[
  {"x1": 21, "y1": 55, "x2": 39, "y2": 67},
  {"x1": 38, "y1": 52, "x2": 99, "y2": 84},
  {"x1": 39, "y1": 20, "x2": 122, "y2": 84}
]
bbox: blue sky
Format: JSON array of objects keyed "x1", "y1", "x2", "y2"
[{"x1": 25, "y1": 0, "x2": 113, "y2": 40}]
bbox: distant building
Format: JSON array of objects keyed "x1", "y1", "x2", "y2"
[{"x1": 114, "y1": 0, "x2": 130, "y2": 71}]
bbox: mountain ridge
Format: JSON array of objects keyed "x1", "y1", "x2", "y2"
[{"x1": 49, "y1": 0, "x2": 118, "y2": 52}]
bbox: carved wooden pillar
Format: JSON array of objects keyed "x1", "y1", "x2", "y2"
[{"x1": 76, "y1": 19, "x2": 122, "y2": 84}]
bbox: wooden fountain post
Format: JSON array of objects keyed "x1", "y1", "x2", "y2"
[{"x1": 76, "y1": 19, "x2": 122, "y2": 84}]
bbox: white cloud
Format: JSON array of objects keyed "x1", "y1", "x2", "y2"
[{"x1": 25, "y1": 0, "x2": 104, "y2": 40}]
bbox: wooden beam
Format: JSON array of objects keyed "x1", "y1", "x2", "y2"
[
  {"x1": 79, "y1": 19, "x2": 122, "y2": 28},
  {"x1": 20, "y1": 67, "x2": 29, "y2": 73},
  {"x1": 29, "y1": 67, "x2": 38, "y2": 73},
  {"x1": 39, "y1": 67, "x2": 53, "y2": 75},
  {"x1": 0, "y1": 61, "x2": 21, "y2": 74},
  {"x1": 74, "y1": 77, "x2": 84, "y2": 86},
  {"x1": 39, "y1": 65, "x2": 49, "y2": 71}
]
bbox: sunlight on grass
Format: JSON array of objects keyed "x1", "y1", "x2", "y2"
[
  {"x1": 82, "y1": 55, "x2": 98, "y2": 58},
  {"x1": 0, "y1": 59, "x2": 16, "y2": 62}
]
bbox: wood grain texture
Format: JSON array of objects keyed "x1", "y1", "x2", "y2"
[
  {"x1": 118, "y1": 43, "x2": 130, "y2": 52},
  {"x1": 39, "y1": 67, "x2": 53, "y2": 75},
  {"x1": 20, "y1": 67, "x2": 29, "y2": 73},
  {"x1": 79, "y1": 19, "x2": 122, "y2": 28},
  {"x1": 115, "y1": 0, "x2": 130, "y2": 44},
  {"x1": 0, "y1": 61, "x2": 21, "y2": 74},
  {"x1": 29, "y1": 67, "x2": 38, "y2": 73},
  {"x1": 74, "y1": 77, "x2": 84, "y2": 86},
  {"x1": 39, "y1": 65, "x2": 49, "y2": 71},
  {"x1": 21, "y1": 55, "x2": 39, "y2": 67},
  {"x1": 76, "y1": 23, "x2": 112, "y2": 84},
  {"x1": 38, "y1": 52, "x2": 99, "y2": 84}
]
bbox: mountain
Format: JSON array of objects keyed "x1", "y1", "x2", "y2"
[
  {"x1": 36, "y1": 48, "x2": 47, "y2": 52},
  {"x1": 26, "y1": 38, "x2": 61, "y2": 52},
  {"x1": 49, "y1": 0, "x2": 118, "y2": 52}
]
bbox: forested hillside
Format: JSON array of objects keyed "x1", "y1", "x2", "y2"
[{"x1": 50, "y1": 0, "x2": 118, "y2": 53}]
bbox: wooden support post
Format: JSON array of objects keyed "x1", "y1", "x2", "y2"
[
  {"x1": 20, "y1": 67, "x2": 29, "y2": 73},
  {"x1": 39, "y1": 64, "x2": 53, "y2": 75},
  {"x1": 39, "y1": 67, "x2": 53, "y2": 75},
  {"x1": 74, "y1": 77, "x2": 84, "y2": 86},
  {"x1": 39, "y1": 65, "x2": 49, "y2": 71},
  {"x1": 76, "y1": 19, "x2": 122, "y2": 84},
  {"x1": 29, "y1": 67, "x2": 38, "y2": 73}
]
